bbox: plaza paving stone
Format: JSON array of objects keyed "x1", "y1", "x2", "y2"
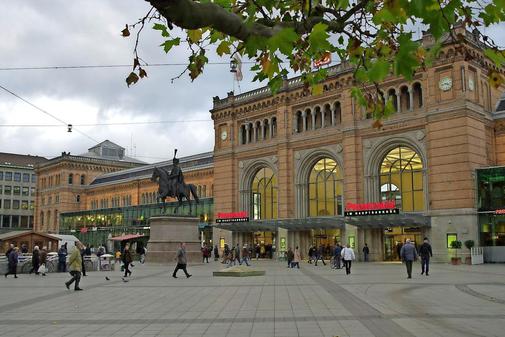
[{"x1": 1, "y1": 260, "x2": 504, "y2": 337}]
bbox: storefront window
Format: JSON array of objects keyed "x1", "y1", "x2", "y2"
[
  {"x1": 477, "y1": 167, "x2": 505, "y2": 211},
  {"x1": 308, "y1": 158, "x2": 343, "y2": 216},
  {"x1": 380, "y1": 146, "x2": 424, "y2": 212},
  {"x1": 251, "y1": 167, "x2": 278, "y2": 220},
  {"x1": 447, "y1": 233, "x2": 458, "y2": 248}
]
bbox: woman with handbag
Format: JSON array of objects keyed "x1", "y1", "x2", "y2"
[
  {"x1": 29, "y1": 246, "x2": 40, "y2": 275},
  {"x1": 39, "y1": 247, "x2": 48, "y2": 276}
]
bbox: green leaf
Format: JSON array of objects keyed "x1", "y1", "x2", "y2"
[
  {"x1": 216, "y1": 41, "x2": 231, "y2": 56},
  {"x1": 351, "y1": 87, "x2": 367, "y2": 106},
  {"x1": 484, "y1": 48, "x2": 505, "y2": 67},
  {"x1": 153, "y1": 23, "x2": 169, "y2": 37},
  {"x1": 311, "y1": 83, "x2": 323, "y2": 96},
  {"x1": 367, "y1": 59, "x2": 390, "y2": 82},
  {"x1": 160, "y1": 38, "x2": 180, "y2": 53},
  {"x1": 267, "y1": 28, "x2": 298, "y2": 55},
  {"x1": 245, "y1": 35, "x2": 267, "y2": 57},
  {"x1": 268, "y1": 75, "x2": 283, "y2": 94},
  {"x1": 308, "y1": 23, "x2": 332, "y2": 54},
  {"x1": 394, "y1": 33, "x2": 419, "y2": 80}
]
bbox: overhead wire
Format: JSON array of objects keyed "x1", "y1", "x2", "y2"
[{"x1": 0, "y1": 84, "x2": 99, "y2": 143}]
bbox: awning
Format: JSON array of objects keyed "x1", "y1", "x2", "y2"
[
  {"x1": 213, "y1": 216, "x2": 345, "y2": 232},
  {"x1": 344, "y1": 212, "x2": 430, "y2": 228},
  {"x1": 213, "y1": 213, "x2": 430, "y2": 232},
  {"x1": 110, "y1": 234, "x2": 145, "y2": 241}
]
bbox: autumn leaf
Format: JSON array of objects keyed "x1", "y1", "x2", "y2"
[
  {"x1": 489, "y1": 71, "x2": 504, "y2": 89},
  {"x1": 121, "y1": 24, "x2": 130, "y2": 37},
  {"x1": 311, "y1": 83, "x2": 324, "y2": 96},
  {"x1": 260, "y1": 54, "x2": 271, "y2": 75},
  {"x1": 372, "y1": 119, "x2": 384, "y2": 129},
  {"x1": 188, "y1": 29, "x2": 203, "y2": 43},
  {"x1": 139, "y1": 68, "x2": 148, "y2": 78},
  {"x1": 126, "y1": 72, "x2": 139, "y2": 87},
  {"x1": 216, "y1": 41, "x2": 231, "y2": 56}
]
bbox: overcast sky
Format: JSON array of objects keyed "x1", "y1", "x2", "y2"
[{"x1": 1, "y1": 1, "x2": 504, "y2": 163}]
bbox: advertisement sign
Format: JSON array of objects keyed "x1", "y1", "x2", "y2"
[
  {"x1": 216, "y1": 211, "x2": 249, "y2": 223},
  {"x1": 344, "y1": 200, "x2": 399, "y2": 216}
]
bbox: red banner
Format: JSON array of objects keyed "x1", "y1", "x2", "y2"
[
  {"x1": 345, "y1": 201, "x2": 396, "y2": 211},
  {"x1": 80, "y1": 227, "x2": 88, "y2": 233},
  {"x1": 216, "y1": 211, "x2": 248, "y2": 219}
]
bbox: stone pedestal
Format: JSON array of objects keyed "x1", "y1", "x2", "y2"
[{"x1": 147, "y1": 216, "x2": 201, "y2": 264}]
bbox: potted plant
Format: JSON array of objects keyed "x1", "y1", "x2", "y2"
[
  {"x1": 450, "y1": 240, "x2": 462, "y2": 265},
  {"x1": 464, "y1": 240, "x2": 475, "y2": 265}
]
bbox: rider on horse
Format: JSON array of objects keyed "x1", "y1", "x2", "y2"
[{"x1": 166, "y1": 149, "x2": 184, "y2": 197}]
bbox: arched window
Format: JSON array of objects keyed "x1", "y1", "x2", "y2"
[
  {"x1": 413, "y1": 82, "x2": 423, "y2": 108},
  {"x1": 40, "y1": 211, "x2": 44, "y2": 226},
  {"x1": 271, "y1": 117, "x2": 277, "y2": 137},
  {"x1": 263, "y1": 119, "x2": 270, "y2": 139},
  {"x1": 296, "y1": 111, "x2": 303, "y2": 133},
  {"x1": 251, "y1": 167, "x2": 278, "y2": 220},
  {"x1": 400, "y1": 86, "x2": 410, "y2": 112},
  {"x1": 80, "y1": 175, "x2": 85, "y2": 185},
  {"x1": 388, "y1": 89, "x2": 398, "y2": 112},
  {"x1": 380, "y1": 146, "x2": 424, "y2": 212},
  {"x1": 308, "y1": 158, "x2": 344, "y2": 216},
  {"x1": 68, "y1": 173, "x2": 73, "y2": 185},
  {"x1": 323, "y1": 104, "x2": 332, "y2": 127},
  {"x1": 202, "y1": 185, "x2": 207, "y2": 197},
  {"x1": 314, "y1": 106, "x2": 322, "y2": 129},
  {"x1": 334, "y1": 102, "x2": 342, "y2": 124},
  {"x1": 240, "y1": 125, "x2": 247, "y2": 144},
  {"x1": 76, "y1": 195, "x2": 80, "y2": 203}
]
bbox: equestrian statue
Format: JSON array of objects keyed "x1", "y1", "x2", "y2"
[{"x1": 151, "y1": 149, "x2": 199, "y2": 214}]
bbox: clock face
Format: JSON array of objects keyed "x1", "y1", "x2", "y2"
[
  {"x1": 468, "y1": 78, "x2": 474, "y2": 91},
  {"x1": 220, "y1": 130, "x2": 228, "y2": 141},
  {"x1": 439, "y1": 77, "x2": 452, "y2": 91}
]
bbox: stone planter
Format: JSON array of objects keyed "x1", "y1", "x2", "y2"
[{"x1": 451, "y1": 257, "x2": 462, "y2": 265}]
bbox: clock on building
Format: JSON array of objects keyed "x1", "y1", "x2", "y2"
[
  {"x1": 439, "y1": 77, "x2": 452, "y2": 91},
  {"x1": 220, "y1": 130, "x2": 228, "y2": 141}
]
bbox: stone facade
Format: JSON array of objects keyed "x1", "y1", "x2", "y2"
[{"x1": 210, "y1": 30, "x2": 505, "y2": 262}]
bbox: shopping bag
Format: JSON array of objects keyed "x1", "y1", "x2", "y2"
[{"x1": 37, "y1": 264, "x2": 46, "y2": 274}]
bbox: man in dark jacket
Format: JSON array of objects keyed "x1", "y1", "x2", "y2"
[
  {"x1": 419, "y1": 237, "x2": 433, "y2": 276},
  {"x1": 122, "y1": 244, "x2": 133, "y2": 278},
  {"x1": 58, "y1": 245, "x2": 68, "y2": 272},
  {"x1": 400, "y1": 239, "x2": 418, "y2": 279},
  {"x1": 362, "y1": 243, "x2": 370, "y2": 262},
  {"x1": 5, "y1": 247, "x2": 19, "y2": 278},
  {"x1": 5, "y1": 243, "x2": 14, "y2": 258},
  {"x1": 333, "y1": 244, "x2": 342, "y2": 269},
  {"x1": 314, "y1": 246, "x2": 326, "y2": 266}
]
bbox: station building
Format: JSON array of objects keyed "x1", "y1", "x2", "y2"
[{"x1": 210, "y1": 29, "x2": 505, "y2": 262}]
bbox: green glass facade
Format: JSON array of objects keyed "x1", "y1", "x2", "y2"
[
  {"x1": 477, "y1": 167, "x2": 505, "y2": 246},
  {"x1": 59, "y1": 198, "x2": 214, "y2": 248}
]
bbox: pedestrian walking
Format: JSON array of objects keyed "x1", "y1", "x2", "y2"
[
  {"x1": 333, "y1": 243, "x2": 342, "y2": 269},
  {"x1": 240, "y1": 245, "x2": 251, "y2": 266},
  {"x1": 232, "y1": 244, "x2": 241, "y2": 265},
  {"x1": 65, "y1": 241, "x2": 83, "y2": 291},
  {"x1": 172, "y1": 242, "x2": 192, "y2": 278},
  {"x1": 115, "y1": 250, "x2": 121, "y2": 265},
  {"x1": 58, "y1": 245, "x2": 68, "y2": 272},
  {"x1": 5, "y1": 243, "x2": 14, "y2": 258},
  {"x1": 39, "y1": 247, "x2": 48, "y2": 276},
  {"x1": 255, "y1": 244, "x2": 260, "y2": 260},
  {"x1": 29, "y1": 246, "x2": 40, "y2": 275},
  {"x1": 213, "y1": 245, "x2": 219, "y2": 261},
  {"x1": 362, "y1": 243, "x2": 370, "y2": 262},
  {"x1": 419, "y1": 237, "x2": 433, "y2": 276},
  {"x1": 201, "y1": 244, "x2": 210, "y2": 263},
  {"x1": 286, "y1": 247, "x2": 294, "y2": 268},
  {"x1": 5, "y1": 247, "x2": 19, "y2": 278},
  {"x1": 122, "y1": 244, "x2": 133, "y2": 278},
  {"x1": 292, "y1": 246, "x2": 301, "y2": 269},
  {"x1": 341, "y1": 244, "x2": 355, "y2": 275},
  {"x1": 314, "y1": 246, "x2": 326, "y2": 266},
  {"x1": 400, "y1": 239, "x2": 418, "y2": 279}
]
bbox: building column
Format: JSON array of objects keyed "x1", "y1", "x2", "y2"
[
  {"x1": 302, "y1": 111, "x2": 307, "y2": 132},
  {"x1": 331, "y1": 108, "x2": 335, "y2": 126},
  {"x1": 269, "y1": 118, "x2": 274, "y2": 138},
  {"x1": 238, "y1": 126, "x2": 243, "y2": 144},
  {"x1": 245, "y1": 124, "x2": 250, "y2": 144},
  {"x1": 252, "y1": 123, "x2": 257, "y2": 142},
  {"x1": 293, "y1": 115, "x2": 298, "y2": 133},
  {"x1": 259, "y1": 121, "x2": 264, "y2": 141},
  {"x1": 311, "y1": 110, "x2": 316, "y2": 130},
  {"x1": 321, "y1": 110, "x2": 326, "y2": 128},
  {"x1": 408, "y1": 88, "x2": 414, "y2": 112},
  {"x1": 396, "y1": 93, "x2": 401, "y2": 113}
]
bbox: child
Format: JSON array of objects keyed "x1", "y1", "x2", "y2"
[{"x1": 115, "y1": 250, "x2": 121, "y2": 265}]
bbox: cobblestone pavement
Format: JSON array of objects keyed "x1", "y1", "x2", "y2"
[{"x1": 1, "y1": 260, "x2": 504, "y2": 337}]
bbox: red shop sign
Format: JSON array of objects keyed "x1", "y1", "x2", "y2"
[{"x1": 345, "y1": 200, "x2": 396, "y2": 211}]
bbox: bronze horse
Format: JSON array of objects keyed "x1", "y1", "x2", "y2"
[{"x1": 151, "y1": 166, "x2": 199, "y2": 214}]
